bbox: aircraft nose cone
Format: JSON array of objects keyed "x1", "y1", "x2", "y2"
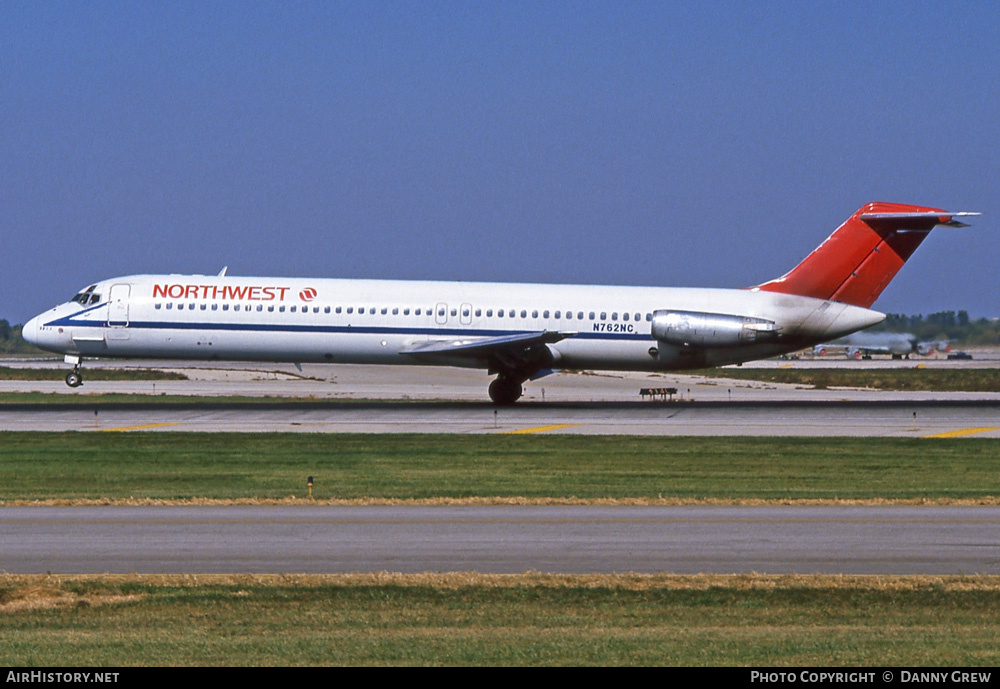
[{"x1": 21, "y1": 316, "x2": 40, "y2": 347}]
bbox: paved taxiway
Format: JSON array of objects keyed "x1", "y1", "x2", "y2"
[
  {"x1": 3, "y1": 505, "x2": 998, "y2": 575},
  {"x1": 3, "y1": 359, "x2": 1000, "y2": 436},
  {"x1": 3, "y1": 399, "x2": 1000, "y2": 437}
]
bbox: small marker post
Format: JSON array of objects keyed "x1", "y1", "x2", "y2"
[{"x1": 307, "y1": 476, "x2": 313, "y2": 499}]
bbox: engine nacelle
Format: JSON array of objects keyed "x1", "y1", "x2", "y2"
[{"x1": 650, "y1": 310, "x2": 780, "y2": 348}]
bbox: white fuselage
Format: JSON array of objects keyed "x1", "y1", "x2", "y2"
[{"x1": 24, "y1": 274, "x2": 885, "y2": 373}]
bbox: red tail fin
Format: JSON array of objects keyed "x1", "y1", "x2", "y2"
[{"x1": 756, "y1": 202, "x2": 974, "y2": 308}]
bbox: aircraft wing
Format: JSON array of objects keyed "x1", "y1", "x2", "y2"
[{"x1": 401, "y1": 331, "x2": 575, "y2": 373}]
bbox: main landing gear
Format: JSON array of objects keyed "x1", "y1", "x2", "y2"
[{"x1": 488, "y1": 376, "x2": 523, "y2": 406}]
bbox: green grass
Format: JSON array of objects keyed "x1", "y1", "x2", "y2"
[
  {"x1": 2, "y1": 432, "x2": 999, "y2": 502},
  {"x1": 698, "y1": 367, "x2": 1000, "y2": 392},
  {"x1": 2, "y1": 575, "x2": 999, "y2": 666},
  {"x1": 0, "y1": 393, "x2": 373, "y2": 405}
]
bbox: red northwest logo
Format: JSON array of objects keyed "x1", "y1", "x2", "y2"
[{"x1": 299, "y1": 288, "x2": 318, "y2": 302}]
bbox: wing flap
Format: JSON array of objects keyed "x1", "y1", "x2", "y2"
[{"x1": 401, "y1": 331, "x2": 575, "y2": 371}]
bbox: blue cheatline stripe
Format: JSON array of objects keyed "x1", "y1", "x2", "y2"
[{"x1": 44, "y1": 315, "x2": 652, "y2": 342}]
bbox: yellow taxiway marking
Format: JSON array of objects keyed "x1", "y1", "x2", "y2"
[
  {"x1": 100, "y1": 422, "x2": 181, "y2": 433},
  {"x1": 923, "y1": 427, "x2": 1000, "y2": 439},
  {"x1": 504, "y1": 424, "x2": 578, "y2": 435}
]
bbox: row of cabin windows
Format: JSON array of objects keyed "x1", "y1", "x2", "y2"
[{"x1": 153, "y1": 302, "x2": 654, "y2": 322}]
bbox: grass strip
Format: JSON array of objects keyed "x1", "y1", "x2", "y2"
[
  {"x1": 696, "y1": 367, "x2": 1000, "y2": 392},
  {"x1": 2, "y1": 432, "x2": 999, "y2": 502},
  {"x1": 2, "y1": 574, "x2": 998, "y2": 666},
  {"x1": 0, "y1": 393, "x2": 377, "y2": 405}
]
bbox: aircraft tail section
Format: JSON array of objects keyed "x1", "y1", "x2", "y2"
[{"x1": 756, "y1": 202, "x2": 977, "y2": 308}]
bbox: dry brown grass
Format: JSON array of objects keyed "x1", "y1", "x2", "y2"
[
  {"x1": 0, "y1": 580, "x2": 144, "y2": 613},
  {"x1": 5, "y1": 572, "x2": 1000, "y2": 594},
  {"x1": 5, "y1": 495, "x2": 1000, "y2": 507}
]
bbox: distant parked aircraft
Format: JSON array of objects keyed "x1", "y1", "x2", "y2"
[{"x1": 812, "y1": 332, "x2": 951, "y2": 359}]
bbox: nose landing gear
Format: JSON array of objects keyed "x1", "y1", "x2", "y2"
[{"x1": 65, "y1": 363, "x2": 83, "y2": 388}]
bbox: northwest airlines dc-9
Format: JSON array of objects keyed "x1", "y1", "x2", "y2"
[{"x1": 23, "y1": 203, "x2": 977, "y2": 405}]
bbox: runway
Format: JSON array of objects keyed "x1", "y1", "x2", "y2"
[
  {"x1": 3, "y1": 398, "x2": 1000, "y2": 436},
  {"x1": 3, "y1": 361, "x2": 1000, "y2": 436},
  {"x1": 3, "y1": 505, "x2": 998, "y2": 575}
]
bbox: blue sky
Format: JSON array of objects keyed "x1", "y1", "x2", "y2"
[{"x1": 3, "y1": 1, "x2": 998, "y2": 324}]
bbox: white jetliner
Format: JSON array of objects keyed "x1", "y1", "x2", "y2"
[{"x1": 23, "y1": 202, "x2": 977, "y2": 404}]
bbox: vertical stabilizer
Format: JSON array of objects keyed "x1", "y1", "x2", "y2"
[{"x1": 756, "y1": 202, "x2": 976, "y2": 308}]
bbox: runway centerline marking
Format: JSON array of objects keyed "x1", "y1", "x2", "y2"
[
  {"x1": 100, "y1": 422, "x2": 181, "y2": 433},
  {"x1": 923, "y1": 427, "x2": 1000, "y2": 439},
  {"x1": 504, "y1": 424, "x2": 578, "y2": 434}
]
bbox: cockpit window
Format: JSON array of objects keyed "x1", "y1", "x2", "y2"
[{"x1": 71, "y1": 285, "x2": 99, "y2": 305}]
